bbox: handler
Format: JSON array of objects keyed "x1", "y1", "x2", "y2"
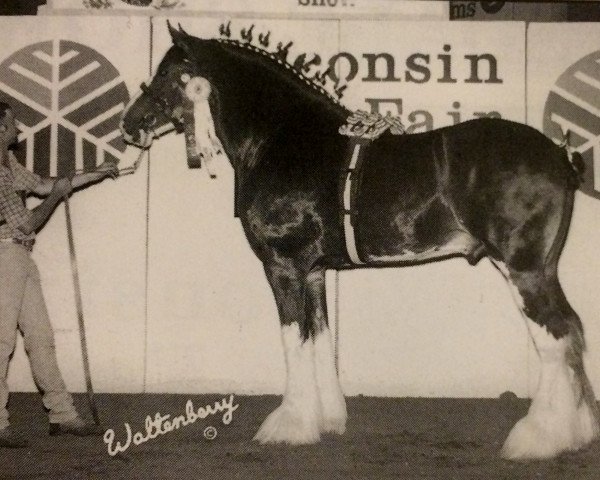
[{"x1": 0, "y1": 102, "x2": 117, "y2": 448}]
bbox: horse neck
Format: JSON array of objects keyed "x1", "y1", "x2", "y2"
[{"x1": 207, "y1": 50, "x2": 349, "y2": 172}]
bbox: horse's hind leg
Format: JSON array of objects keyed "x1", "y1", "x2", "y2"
[
  {"x1": 496, "y1": 263, "x2": 599, "y2": 459},
  {"x1": 253, "y1": 262, "x2": 322, "y2": 444},
  {"x1": 492, "y1": 241, "x2": 600, "y2": 459}
]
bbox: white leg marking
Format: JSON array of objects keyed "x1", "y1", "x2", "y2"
[
  {"x1": 253, "y1": 323, "x2": 321, "y2": 445},
  {"x1": 314, "y1": 327, "x2": 347, "y2": 434},
  {"x1": 498, "y1": 276, "x2": 599, "y2": 459},
  {"x1": 577, "y1": 396, "x2": 600, "y2": 447},
  {"x1": 502, "y1": 324, "x2": 590, "y2": 459}
]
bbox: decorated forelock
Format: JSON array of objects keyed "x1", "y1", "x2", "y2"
[{"x1": 216, "y1": 21, "x2": 348, "y2": 104}]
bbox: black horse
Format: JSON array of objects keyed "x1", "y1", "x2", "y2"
[{"x1": 120, "y1": 23, "x2": 599, "y2": 460}]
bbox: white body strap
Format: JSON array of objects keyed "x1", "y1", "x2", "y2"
[{"x1": 342, "y1": 143, "x2": 364, "y2": 265}]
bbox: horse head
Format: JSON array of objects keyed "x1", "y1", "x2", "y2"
[
  {"x1": 121, "y1": 23, "x2": 191, "y2": 146},
  {"x1": 120, "y1": 23, "x2": 226, "y2": 172},
  {"x1": 120, "y1": 22, "x2": 348, "y2": 172}
]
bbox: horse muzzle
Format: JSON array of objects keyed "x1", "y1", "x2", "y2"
[{"x1": 119, "y1": 120, "x2": 153, "y2": 148}]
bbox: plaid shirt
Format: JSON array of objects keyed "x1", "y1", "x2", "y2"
[{"x1": 0, "y1": 152, "x2": 42, "y2": 241}]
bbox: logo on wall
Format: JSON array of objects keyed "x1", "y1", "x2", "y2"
[
  {"x1": 0, "y1": 40, "x2": 129, "y2": 177},
  {"x1": 544, "y1": 50, "x2": 600, "y2": 200},
  {"x1": 480, "y1": 2, "x2": 506, "y2": 14},
  {"x1": 83, "y1": 0, "x2": 182, "y2": 8}
]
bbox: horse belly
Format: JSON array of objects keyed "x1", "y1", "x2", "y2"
[
  {"x1": 364, "y1": 231, "x2": 482, "y2": 265},
  {"x1": 357, "y1": 194, "x2": 476, "y2": 264}
]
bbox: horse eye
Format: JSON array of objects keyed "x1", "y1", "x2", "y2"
[{"x1": 159, "y1": 69, "x2": 168, "y2": 77}]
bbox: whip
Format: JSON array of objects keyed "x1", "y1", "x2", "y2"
[
  {"x1": 64, "y1": 194, "x2": 100, "y2": 426},
  {"x1": 64, "y1": 148, "x2": 147, "y2": 425}
]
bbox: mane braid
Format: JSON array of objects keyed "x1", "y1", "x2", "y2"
[{"x1": 215, "y1": 38, "x2": 343, "y2": 109}]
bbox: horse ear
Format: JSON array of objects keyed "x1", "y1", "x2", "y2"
[
  {"x1": 167, "y1": 20, "x2": 180, "y2": 42},
  {"x1": 167, "y1": 21, "x2": 194, "y2": 58}
]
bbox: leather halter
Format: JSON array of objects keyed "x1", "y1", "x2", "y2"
[{"x1": 139, "y1": 82, "x2": 185, "y2": 133}]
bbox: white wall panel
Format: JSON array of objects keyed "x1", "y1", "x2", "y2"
[
  {"x1": 1, "y1": 16, "x2": 150, "y2": 393},
  {"x1": 527, "y1": 23, "x2": 600, "y2": 396},
  {"x1": 4, "y1": 16, "x2": 598, "y2": 399}
]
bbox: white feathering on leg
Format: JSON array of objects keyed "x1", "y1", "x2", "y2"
[
  {"x1": 254, "y1": 323, "x2": 321, "y2": 445},
  {"x1": 491, "y1": 260, "x2": 599, "y2": 460},
  {"x1": 502, "y1": 320, "x2": 598, "y2": 460},
  {"x1": 314, "y1": 327, "x2": 347, "y2": 434}
]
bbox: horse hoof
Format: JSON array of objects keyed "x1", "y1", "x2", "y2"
[
  {"x1": 501, "y1": 416, "x2": 572, "y2": 460},
  {"x1": 321, "y1": 415, "x2": 347, "y2": 435},
  {"x1": 253, "y1": 404, "x2": 320, "y2": 445},
  {"x1": 320, "y1": 398, "x2": 347, "y2": 434},
  {"x1": 578, "y1": 401, "x2": 600, "y2": 444},
  {"x1": 501, "y1": 403, "x2": 599, "y2": 460}
]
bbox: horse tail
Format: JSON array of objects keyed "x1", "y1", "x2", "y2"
[
  {"x1": 562, "y1": 149, "x2": 585, "y2": 190},
  {"x1": 569, "y1": 150, "x2": 585, "y2": 186},
  {"x1": 558, "y1": 129, "x2": 585, "y2": 189}
]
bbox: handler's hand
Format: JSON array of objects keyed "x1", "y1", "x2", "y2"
[
  {"x1": 95, "y1": 161, "x2": 119, "y2": 180},
  {"x1": 0, "y1": 137, "x2": 9, "y2": 166},
  {"x1": 52, "y1": 177, "x2": 73, "y2": 197}
]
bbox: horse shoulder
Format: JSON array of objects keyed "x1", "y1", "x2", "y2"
[{"x1": 245, "y1": 190, "x2": 327, "y2": 260}]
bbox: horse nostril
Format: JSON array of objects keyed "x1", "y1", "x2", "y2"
[
  {"x1": 143, "y1": 114, "x2": 156, "y2": 128},
  {"x1": 119, "y1": 122, "x2": 139, "y2": 143},
  {"x1": 120, "y1": 119, "x2": 132, "y2": 135}
]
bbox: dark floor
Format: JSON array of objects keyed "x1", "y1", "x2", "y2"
[{"x1": 0, "y1": 393, "x2": 599, "y2": 480}]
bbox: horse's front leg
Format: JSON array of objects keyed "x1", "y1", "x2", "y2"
[
  {"x1": 307, "y1": 269, "x2": 347, "y2": 435},
  {"x1": 253, "y1": 261, "x2": 322, "y2": 444}
]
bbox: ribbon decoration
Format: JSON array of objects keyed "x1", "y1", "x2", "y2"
[
  {"x1": 180, "y1": 74, "x2": 225, "y2": 178},
  {"x1": 339, "y1": 110, "x2": 405, "y2": 140}
]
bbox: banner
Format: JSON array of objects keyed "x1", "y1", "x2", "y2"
[
  {"x1": 43, "y1": 0, "x2": 448, "y2": 19},
  {"x1": 338, "y1": 21, "x2": 524, "y2": 128},
  {"x1": 449, "y1": 1, "x2": 567, "y2": 22}
]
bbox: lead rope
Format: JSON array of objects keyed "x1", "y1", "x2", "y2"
[
  {"x1": 334, "y1": 269, "x2": 340, "y2": 377},
  {"x1": 63, "y1": 148, "x2": 147, "y2": 425},
  {"x1": 73, "y1": 148, "x2": 147, "y2": 177}
]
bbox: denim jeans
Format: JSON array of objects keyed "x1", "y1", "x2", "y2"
[{"x1": 0, "y1": 242, "x2": 77, "y2": 429}]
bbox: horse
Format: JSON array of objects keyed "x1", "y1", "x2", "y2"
[{"x1": 119, "y1": 22, "x2": 600, "y2": 460}]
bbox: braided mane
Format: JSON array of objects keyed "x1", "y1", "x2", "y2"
[{"x1": 215, "y1": 22, "x2": 348, "y2": 112}]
